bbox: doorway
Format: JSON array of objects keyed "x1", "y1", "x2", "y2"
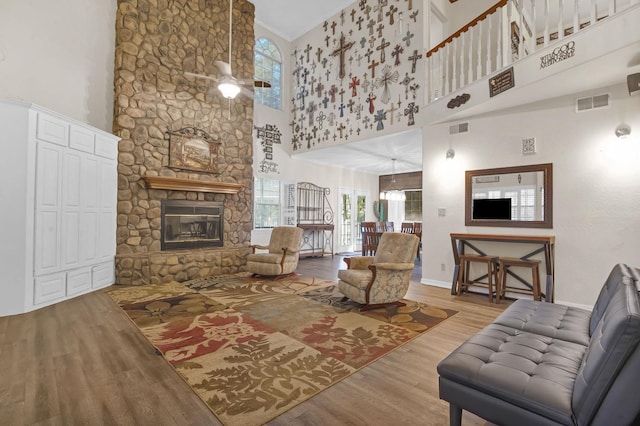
[{"x1": 338, "y1": 189, "x2": 368, "y2": 253}]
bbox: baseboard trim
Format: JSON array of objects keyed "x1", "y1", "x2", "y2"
[
  {"x1": 420, "y1": 278, "x2": 452, "y2": 289},
  {"x1": 555, "y1": 300, "x2": 593, "y2": 311},
  {"x1": 420, "y1": 278, "x2": 594, "y2": 311}
]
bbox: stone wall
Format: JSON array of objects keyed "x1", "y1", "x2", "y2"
[{"x1": 113, "y1": 0, "x2": 255, "y2": 285}]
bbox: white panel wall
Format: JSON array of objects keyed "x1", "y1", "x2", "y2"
[{"x1": 422, "y1": 83, "x2": 640, "y2": 307}]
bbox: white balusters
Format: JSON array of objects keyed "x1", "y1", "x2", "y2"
[
  {"x1": 543, "y1": 0, "x2": 550, "y2": 46},
  {"x1": 530, "y1": 0, "x2": 538, "y2": 54},
  {"x1": 487, "y1": 10, "x2": 500, "y2": 74},
  {"x1": 477, "y1": 19, "x2": 484, "y2": 79},
  {"x1": 444, "y1": 43, "x2": 450, "y2": 97},
  {"x1": 425, "y1": 0, "x2": 635, "y2": 105},
  {"x1": 558, "y1": 0, "x2": 565, "y2": 41},
  {"x1": 468, "y1": 27, "x2": 475, "y2": 84},
  {"x1": 573, "y1": 0, "x2": 580, "y2": 35}
]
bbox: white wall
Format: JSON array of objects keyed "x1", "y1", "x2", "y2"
[
  {"x1": 252, "y1": 24, "x2": 379, "y2": 250},
  {"x1": 0, "y1": 0, "x2": 117, "y2": 132},
  {"x1": 422, "y1": 83, "x2": 640, "y2": 307},
  {"x1": 441, "y1": 0, "x2": 495, "y2": 39}
]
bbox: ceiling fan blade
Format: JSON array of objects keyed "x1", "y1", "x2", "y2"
[
  {"x1": 240, "y1": 87, "x2": 254, "y2": 99},
  {"x1": 185, "y1": 71, "x2": 219, "y2": 82},
  {"x1": 214, "y1": 60, "x2": 232, "y2": 76},
  {"x1": 254, "y1": 80, "x2": 272, "y2": 88}
]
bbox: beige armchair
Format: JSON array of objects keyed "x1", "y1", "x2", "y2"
[
  {"x1": 338, "y1": 232, "x2": 420, "y2": 311},
  {"x1": 247, "y1": 226, "x2": 304, "y2": 277}
]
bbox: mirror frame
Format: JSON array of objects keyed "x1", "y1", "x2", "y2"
[{"x1": 465, "y1": 163, "x2": 553, "y2": 228}]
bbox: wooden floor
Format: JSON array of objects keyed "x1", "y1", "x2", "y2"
[{"x1": 0, "y1": 255, "x2": 509, "y2": 425}]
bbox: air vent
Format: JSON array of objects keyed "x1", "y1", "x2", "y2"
[
  {"x1": 576, "y1": 93, "x2": 609, "y2": 112},
  {"x1": 449, "y1": 122, "x2": 469, "y2": 134}
]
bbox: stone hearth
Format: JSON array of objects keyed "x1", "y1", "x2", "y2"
[{"x1": 112, "y1": 0, "x2": 255, "y2": 285}]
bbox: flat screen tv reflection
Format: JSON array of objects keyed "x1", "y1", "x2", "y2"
[{"x1": 472, "y1": 198, "x2": 512, "y2": 220}]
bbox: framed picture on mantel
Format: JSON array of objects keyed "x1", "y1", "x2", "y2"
[{"x1": 167, "y1": 127, "x2": 220, "y2": 173}]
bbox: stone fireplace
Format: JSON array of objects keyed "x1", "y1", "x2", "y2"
[{"x1": 112, "y1": 0, "x2": 255, "y2": 285}]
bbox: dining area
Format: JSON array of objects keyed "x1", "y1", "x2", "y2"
[{"x1": 360, "y1": 221, "x2": 422, "y2": 259}]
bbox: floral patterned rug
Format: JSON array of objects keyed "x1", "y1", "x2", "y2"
[{"x1": 106, "y1": 273, "x2": 457, "y2": 426}]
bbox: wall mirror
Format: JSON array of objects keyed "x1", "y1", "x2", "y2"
[{"x1": 465, "y1": 163, "x2": 553, "y2": 228}]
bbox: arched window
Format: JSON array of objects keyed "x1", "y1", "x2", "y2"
[{"x1": 254, "y1": 37, "x2": 282, "y2": 109}]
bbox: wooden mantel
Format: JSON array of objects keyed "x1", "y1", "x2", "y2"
[{"x1": 142, "y1": 176, "x2": 243, "y2": 194}]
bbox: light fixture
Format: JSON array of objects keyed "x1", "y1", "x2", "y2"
[
  {"x1": 383, "y1": 158, "x2": 399, "y2": 191},
  {"x1": 218, "y1": 76, "x2": 241, "y2": 99},
  {"x1": 446, "y1": 148, "x2": 456, "y2": 159},
  {"x1": 615, "y1": 124, "x2": 631, "y2": 139}
]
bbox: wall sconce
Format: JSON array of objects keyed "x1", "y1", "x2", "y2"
[
  {"x1": 446, "y1": 148, "x2": 455, "y2": 160},
  {"x1": 615, "y1": 124, "x2": 631, "y2": 139}
]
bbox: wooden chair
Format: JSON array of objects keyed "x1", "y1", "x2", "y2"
[
  {"x1": 413, "y1": 222, "x2": 422, "y2": 260},
  {"x1": 360, "y1": 222, "x2": 378, "y2": 256},
  {"x1": 400, "y1": 222, "x2": 414, "y2": 234}
]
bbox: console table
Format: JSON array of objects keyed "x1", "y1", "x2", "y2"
[{"x1": 450, "y1": 233, "x2": 555, "y2": 302}]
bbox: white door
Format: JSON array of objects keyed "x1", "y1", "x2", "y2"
[{"x1": 338, "y1": 189, "x2": 369, "y2": 253}]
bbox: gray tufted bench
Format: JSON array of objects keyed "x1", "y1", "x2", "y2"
[{"x1": 437, "y1": 263, "x2": 640, "y2": 426}]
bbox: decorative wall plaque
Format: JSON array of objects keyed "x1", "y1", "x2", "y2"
[
  {"x1": 489, "y1": 67, "x2": 515, "y2": 98},
  {"x1": 167, "y1": 127, "x2": 220, "y2": 173}
]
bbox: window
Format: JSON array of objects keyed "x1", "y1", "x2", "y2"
[
  {"x1": 254, "y1": 177, "x2": 280, "y2": 228},
  {"x1": 254, "y1": 37, "x2": 282, "y2": 109},
  {"x1": 473, "y1": 186, "x2": 537, "y2": 221},
  {"x1": 404, "y1": 190, "x2": 422, "y2": 221}
]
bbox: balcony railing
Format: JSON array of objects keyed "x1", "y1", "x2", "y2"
[{"x1": 426, "y1": 0, "x2": 639, "y2": 103}]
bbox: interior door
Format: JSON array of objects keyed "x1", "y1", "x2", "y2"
[
  {"x1": 338, "y1": 189, "x2": 369, "y2": 253},
  {"x1": 338, "y1": 189, "x2": 353, "y2": 253}
]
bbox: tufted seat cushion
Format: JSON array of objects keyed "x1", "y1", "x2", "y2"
[
  {"x1": 438, "y1": 264, "x2": 640, "y2": 426},
  {"x1": 493, "y1": 299, "x2": 592, "y2": 346},
  {"x1": 438, "y1": 323, "x2": 586, "y2": 424}
]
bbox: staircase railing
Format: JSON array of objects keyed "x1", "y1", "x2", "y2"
[{"x1": 426, "y1": 0, "x2": 639, "y2": 104}]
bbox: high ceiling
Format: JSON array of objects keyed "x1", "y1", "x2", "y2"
[{"x1": 250, "y1": 0, "x2": 354, "y2": 41}]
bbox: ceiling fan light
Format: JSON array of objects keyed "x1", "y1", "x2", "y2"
[{"x1": 218, "y1": 82, "x2": 241, "y2": 99}]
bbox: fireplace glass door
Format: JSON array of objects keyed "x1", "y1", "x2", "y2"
[{"x1": 161, "y1": 200, "x2": 223, "y2": 250}]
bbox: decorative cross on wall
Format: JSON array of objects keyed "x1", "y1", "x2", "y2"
[
  {"x1": 349, "y1": 76, "x2": 360, "y2": 97},
  {"x1": 368, "y1": 59, "x2": 380, "y2": 78},
  {"x1": 404, "y1": 101, "x2": 419, "y2": 125},
  {"x1": 254, "y1": 123, "x2": 282, "y2": 165},
  {"x1": 387, "y1": 102, "x2": 398, "y2": 124},
  {"x1": 408, "y1": 50, "x2": 421, "y2": 73},
  {"x1": 366, "y1": 92, "x2": 377, "y2": 114},
  {"x1": 376, "y1": 38, "x2": 390, "y2": 63},
  {"x1": 386, "y1": 4, "x2": 398, "y2": 25},
  {"x1": 331, "y1": 33, "x2": 355, "y2": 79},
  {"x1": 403, "y1": 30, "x2": 414, "y2": 47},
  {"x1": 297, "y1": 86, "x2": 308, "y2": 110},
  {"x1": 391, "y1": 44, "x2": 404, "y2": 66},
  {"x1": 374, "y1": 109, "x2": 387, "y2": 130}
]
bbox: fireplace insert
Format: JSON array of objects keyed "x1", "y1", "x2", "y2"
[{"x1": 161, "y1": 200, "x2": 223, "y2": 250}]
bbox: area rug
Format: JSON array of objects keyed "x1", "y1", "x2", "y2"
[{"x1": 106, "y1": 273, "x2": 457, "y2": 425}]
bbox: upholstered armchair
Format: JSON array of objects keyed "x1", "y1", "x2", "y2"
[
  {"x1": 338, "y1": 232, "x2": 420, "y2": 310},
  {"x1": 246, "y1": 226, "x2": 304, "y2": 277}
]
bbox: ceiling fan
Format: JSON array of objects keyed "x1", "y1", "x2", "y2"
[{"x1": 185, "y1": 0, "x2": 271, "y2": 99}]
